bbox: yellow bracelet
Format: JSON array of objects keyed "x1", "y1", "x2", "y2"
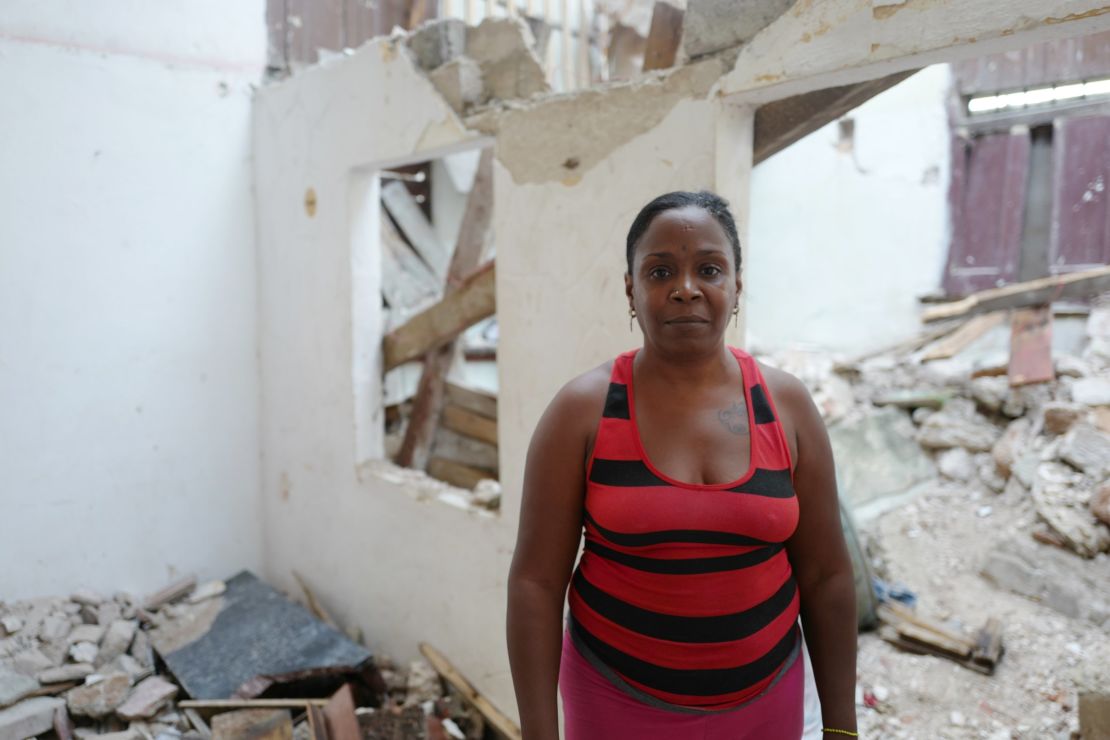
[{"x1": 823, "y1": 729, "x2": 859, "y2": 737}]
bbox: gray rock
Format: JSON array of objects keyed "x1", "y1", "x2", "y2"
[
  {"x1": 0, "y1": 616, "x2": 23, "y2": 636},
  {"x1": 71, "y1": 589, "x2": 104, "y2": 607},
  {"x1": 683, "y1": 0, "x2": 794, "y2": 58},
  {"x1": 100, "y1": 654, "x2": 149, "y2": 684},
  {"x1": 1059, "y1": 425, "x2": 1110, "y2": 478},
  {"x1": 1073, "y1": 376, "x2": 1110, "y2": 406},
  {"x1": 98, "y1": 620, "x2": 137, "y2": 666},
  {"x1": 407, "y1": 19, "x2": 467, "y2": 71},
  {"x1": 39, "y1": 614, "x2": 71, "y2": 642},
  {"x1": 828, "y1": 407, "x2": 936, "y2": 508},
  {"x1": 38, "y1": 663, "x2": 95, "y2": 684},
  {"x1": 991, "y1": 418, "x2": 1031, "y2": 478},
  {"x1": 0, "y1": 697, "x2": 66, "y2": 739},
  {"x1": 66, "y1": 671, "x2": 131, "y2": 718},
  {"x1": 981, "y1": 536, "x2": 1110, "y2": 623},
  {"x1": 97, "y1": 602, "x2": 123, "y2": 626},
  {"x1": 0, "y1": 663, "x2": 39, "y2": 708},
  {"x1": 1093, "y1": 482, "x2": 1110, "y2": 527},
  {"x1": 969, "y1": 376, "x2": 1008, "y2": 413},
  {"x1": 917, "y1": 399, "x2": 1000, "y2": 452},
  {"x1": 9, "y1": 648, "x2": 55, "y2": 678},
  {"x1": 429, "y1": 57, "x2": 483, "y2": 114}
]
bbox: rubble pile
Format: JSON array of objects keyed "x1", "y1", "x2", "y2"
[
  {"x1": 0, "y1": 574, "x2": 498, "y2": 740},
  {"x1": 761, "y1": 296, "x2": 1110, "y2": 738}
]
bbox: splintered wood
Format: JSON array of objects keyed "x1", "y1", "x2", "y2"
[{"x1": 878, "y1": 602, "x2": 1004, "y2": 675}]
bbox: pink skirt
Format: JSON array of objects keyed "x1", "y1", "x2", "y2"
[{"x1": 559, "y1": 633, "x2": 804, "y2": 740}]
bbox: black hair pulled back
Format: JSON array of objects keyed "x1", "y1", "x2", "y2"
[{"x1": 624, "y1": 191, "x2": 741, "y2": 277}]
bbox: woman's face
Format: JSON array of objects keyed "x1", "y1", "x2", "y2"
[{"x1": 625, "y1": 206, "x2": 741, "y2": 353}]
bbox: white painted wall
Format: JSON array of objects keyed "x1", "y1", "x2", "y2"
[
  {"x1": 0, "y1": 2, "x2": 266, "y2": 598},
  {"x1": 746, "y1": 65, "x2": 952, "y2": 356}
]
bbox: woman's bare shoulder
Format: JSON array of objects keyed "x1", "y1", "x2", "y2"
[
  {"x1": 548, "y1": 360, "x2": 613, "y2": 419},
  {"x1": 756, "y1": 360, "x2": 813, "y2": 414}
]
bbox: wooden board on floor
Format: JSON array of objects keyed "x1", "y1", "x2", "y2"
[{"x1": 1008, "y1": 305, "x2": 1054, "y2": 386}]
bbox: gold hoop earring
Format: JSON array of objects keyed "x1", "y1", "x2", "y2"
[{"x1": 629, "y1": 307, "x2": 637, "y2": 333}]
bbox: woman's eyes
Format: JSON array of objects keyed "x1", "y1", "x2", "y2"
[
  {"x1": 700, "y1": 265, "x2": 723, "y2": 276},
  {"x1": 648, "y1": 267, "x2": 671, "y2": 279},
  {"x1": 647, "y1": 264, "x2": 725, "y2": 279}
]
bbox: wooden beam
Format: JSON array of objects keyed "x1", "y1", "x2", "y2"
[
  {"x1": 921, "y1": 311, "x2": 1006, "y2": 361},
  {"x1": 419, "y1": 643, "x2": 522, "y2": 740},
  {"x1": 922, "y1": 265, "x2": 1110, "y2": 323},
  {"x1": 395, "y1": 149, "x2": 494, "y2": 468},
  {"x1": 381, "y1": 209, "x2": 440, "y2": 310},
  {"x1": 642, "y1": 1, "x2": 684, "y2": 72},
  {"x1": 383, "y1": 260, "x2": 496, "y2": 371},
  {"x1": 428, "y1": 457, "x2": 494, "y2": 489},
  {"x1": 433, "y1": 426, "x2": 499, "y2": 471},
  {"x1": 1008, "y1": 305, "x2": 1054, "y2": 387},
  {"x1": 753, "y1": 70, "x2": 918, "y2": 164},
  {"x1": 381, "y1": 180, "x2": 450, "y2": 280},
  {"x1": 442, "y1": 404, "x2": 498, "y2": 446},
  {"x1": 445, "y1": 382, "x2": 497, "y2": 419}
]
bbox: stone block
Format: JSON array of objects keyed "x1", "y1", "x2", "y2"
[
  {"x1": 1059, "y1": 424, "x2": 1110, "y2": 478},
  {"x1": 1073, "y1": 376, "x2": 1110, "y2": 406},
  {"x1": 937, "y1": 447, "x2": 975, "y2": 482},
  {"x1": 1033, "y1": 462, "x2": 1110, "y2": 557},
  {"x1": 70, "y1": 641, "x2": 99, "y2": 664},
  {"x1": 0, "y1": 664, "x2": 39, "y2": 708},
  {"x1": 429, "y1": 57, "x2": 483, "y2": 114},
  {"x1": 827, "y1": 407, "x2": 936, "y2": 509},
  {"x1": 683, "y1": 0, "x2": 794, "y2": 58},
  {"x1": 71, "y1": 589, "x2": 104, "y2": 608},
  {"x1": 0, "y1": 616, "x2": 23, "y2": 636},
  {"x1": 68, "y1": 623, "x2": 106, "y2": 646},
  {"x1": 66, "y1": 672, "x2": 131, "y2": 718},
  {"x1": 0, "y1": 697, "x2": 66, "y2": 739},
  {"x1": 408, "y1": 19, "x2": 467, "y2": 71},
  {"x1": 9, "y1": 647, "x2": 54, "y2": 677},
  {"x1": 39, "y1": 614, "x2": 71, "y2": 642},
  {"x1": 116, "y1": 676, "x2": 178, "y2": 721},
  {"x1": 1092, "y1": 482, "x2": 1110, "y2": 527}
]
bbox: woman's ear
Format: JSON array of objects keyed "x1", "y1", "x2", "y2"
[{"x1": 625, "y1": 272, "x2": 634, "y2": 304}]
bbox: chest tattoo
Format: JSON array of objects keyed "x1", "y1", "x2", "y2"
[{"x1": 717, "y1": 402, "x2": 750, "y2": 435}]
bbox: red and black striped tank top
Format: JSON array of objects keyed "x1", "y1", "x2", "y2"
[{"x1": 567, "y1": 346, "x2": 801, "y2": 711}]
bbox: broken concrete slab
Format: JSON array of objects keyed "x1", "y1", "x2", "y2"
[
  {"x1": 682, "y1": 0, "x2": 794, "y2": 59},
  {"x1": 828, "y1": 407, "x2": 936, "y2": 508},
  {"x1": 937, "y1": 447, "x2": 975, "y2": 482},
  {"x1": 0, "y1": 697, "x2": 66, "y2": 739},
  {"x1": 9, "y1": 647, "x2": 54, "y2": 678},
  {"x1": 68, "y1": 624, "x2": 106, "y2": 646},
  {"x1": 66, "y1": 672, "x2": 131, "y2": 718},
  {"x1": 0, "y1": 663, "x2": 39, "y2": 708},
  {"x1": 429, "y1": 57, "x2": 484, "y2": 115},
  {"x1": 917, "y1": 399, "x2": 1000, "y2": 452},
  {"x1": 98, "y1": 620, "x2": 137, "y2": 666},
  {"x1": 70, "y1": 641, "x2": 99, "y2": 665},
  {"x1": 150, "y1": 571, "x2": 373, "y2": 700},
  {"x1": 1032, "y1": 462, "x2": 1110, "y2": 558},
  {"x1": 71, "y1": 589, "x2": 104, "y2": 608},
  {"x1": 1059, "y1": 424, "x2": 1110, "y2": 478},
  {"x1": 0, "y1": 616, "x2": 23, "y2": 636},
  {"x1": 39, "y1": 614, "x2": 72, "y2": 643},
  {"x1": 408, "y1": 19, "x2": 467, "y2": 72},
  {"x1": 116, "y1": 676, "x2": 178, "y2": 721},
  {"x1": 465, "y1": 18, "x2": 549, "y2": 104},
  {"x1": 1072, "y1": 375, "x2": 1110, "y2": 406},
  {"x1": 39, "y1": 664, "x2": 95, "y2": 684}
]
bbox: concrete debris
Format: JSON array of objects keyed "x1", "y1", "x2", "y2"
[
  {"x1": 991, "y1": 418, "x2": 1030, "y2": 478},
  {"x1": 916, "y1": 398, "x2": 1000, "y2": 451},
  {"x1": 1032, "y1": 462, "x2": 1110, "y2": 558},
  {"x1": 116, "y1": 676, "x2": 178, "y2": 721},
  {"x1": 0, "y1": 696, "x2": 66, "y2": 739},
  {"x1": 827, "y1": 408, "x2": 935, "y2": 508},
  {"x1": 68, "y1": 624, "x2": 106, "y2": 646},
  {"x1": 429, "y1": 57, "x2": 484, "y2": 115},
  {"x1": 1092, "y1": 482, "x2": 1110, "y2": 527},
  {"x1": 1043, "y1": 401, "x2": 1085, "y2": 435},
  {"x1": 66, "y1": 671, "x2": 131, "y2": 718},
  {"x1": 70, "y1": 641, "x2": 99, "y2": 665},
  {"x1": 186, "y1": 580, "x2": 226, "y2": 605},
  {"x1": 0, "y1": 663, "x2": 39, "y2": 708},
  {"x1": 407, "y1": 19, "x2": 467, "y2": 72},
  {"x1": 682, "y1": 0, "x2": 794, "y2": 59},
  {"x1": 39, "y1": 663, "x2": 95, "y2": 684},
  {"x1": 465, "y1": 18, "x2": 550, "y2": 105},
  {"x1": 1071, "y1": 375, "x2": 1110, "y2": 406},
  {"x1": 9, "y1": 647, "x2": 54, "y2": 677},
  {"x1": 70, "y1": 589, "x2": 104, "y2": 608},
  {"x1": 1058, "y1": 424, "x2": 1110, "y2": 478},
  {"x1": 403, "y1": 659, "x2": 442, "y2": 707},
  {"x1": 98, "y1": 620, "x2": 137, "y2": 666},
  {"x1": 936, "y1": 447, "x2": 975, "y2": 482},
  {"x1": 1, "y1": 615, "x2": 23, "y2": 636}
]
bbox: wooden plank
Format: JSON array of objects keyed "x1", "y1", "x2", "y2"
[
  {"x1": 382, "y1": 180, "x2": 450, "y2": 280},
  {"x1": 180, "y1": 700, "x2": 329, "y2": 710},
  {"x1": 428, "y1": 457, "x2": 494, "y2": 489},
  {"x1": 921, "y1": 311, "x2": 1006, "y2": 361},
  {"x1": 896, "y1": 621, "x2": 973, "y2": 659},
  {"x1": 1050, "y1": 116, "x2": 1110, "y2": 273},
  {"x1": 971, "y1": 617, "x2": 1005, "y2": 671},
  {"x1": 212, "y1": 709, "x2": 293, "y2": 740},
  {"x1": 753, "y1": 70, "x2": 918, "y2": 165},
  {"x1": 922, "y1": 265, "x2": 1110, "y2": 323},
  {"x1": 878, "y1": 603, "x2": 974, "y2": 653},
  {"x1": 381, "y1": 210, "x2": 440, "y2": 310},
  {"x1": 445, "y1": 382, "x2": 497, "y2": 420},
  {"x1": 642, "y1": 2, "x2": 684, "y2": 72},
  {"x1": 322, "y1": 685, "x2": 360, "y2": 740},
  {"x1": 442, "y1": 404, "x2": 498, "y2": 446},
  {"x1": 419, "y1": 643, "x2": 522, "y2": 740},
  {"x1": 143, "y1": 575, "x2": 196, "y2": 611},
  {"x1": 383, "y1": 261, "x2": 496, "y2": 370},
  {"x1": 395, "y1": 150, "x2": 494, "y2": 468},
  {"x1": 1009, "y1": 305, "x2": 1054, "y2": 386},
  {"x1": 306, "y1": 705, "x2": 330, "y2": 740},
  {"x1": 433, "y1": 426, "x2": 499, "y2": 471},
  {"x1": 291, "y1": 570, "x2": 339, "y2": 630}
]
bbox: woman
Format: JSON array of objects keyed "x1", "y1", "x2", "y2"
[{"x1": 506, "y1": 191, "x2": 858, "y2": 739}]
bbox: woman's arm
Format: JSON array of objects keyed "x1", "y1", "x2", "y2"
[
  {"x1": 772, "y1": 371, "x2": 858, "y2": 737},
  {"x1": 507, "y1": 374, "x2": 603, "y2": 739}
]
